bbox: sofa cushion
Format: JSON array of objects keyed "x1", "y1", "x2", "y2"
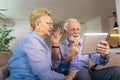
[
  {"x1": 0, "y1": 64, "x2": 9, "y2": 80},
  {"x1": 0, "y1": 70, "x2": 4, "y2": 80},
  {"x1": 0, "y1": 52, "x2": 12, "y2": 67},
  {"x1": 89, "y1": 53, "x2": 120, "y2": 70}
]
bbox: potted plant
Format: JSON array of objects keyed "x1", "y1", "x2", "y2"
[{"x1": 0, "y1": 25, "x2": 16, "y2": 52}]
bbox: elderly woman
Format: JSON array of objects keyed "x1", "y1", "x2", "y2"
[{"x1": 5, "y1": 8, "x2": 69, "y2": 80}]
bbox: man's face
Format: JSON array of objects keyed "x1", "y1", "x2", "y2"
[{"x1": 65, "y1": 21, "x2": 80, "y2": 41}]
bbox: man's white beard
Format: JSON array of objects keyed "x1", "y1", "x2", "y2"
[{"x1": 68, "y1": 34, "x2": 80, "y2": 42}]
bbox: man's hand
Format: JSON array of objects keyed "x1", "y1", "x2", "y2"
[
  {"x1": 67, "y1": 70, "x2": 79, "y2": 80},
  {"x1": 51, "y1": 27, "x2": 62, "y2": 46},
  {"x1": 64, "y1": 76, "x2": 72, "y2": 80},
  {"x1": 70, "y1": 39, "x2": 80, "y2": 56},
  {"x1": 65, "y1": 40, "x2": 80, "y2": 64},
  {"x1": 96, "y1": 40, "x2": 110, "y2": 58}
]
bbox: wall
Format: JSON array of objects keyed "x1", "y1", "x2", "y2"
[
  {"x1": 8, "y1": 16, "x2": 102, "y2": 51},
  {"x1": 79, "y1": 16, "x2": 102, "y2": 39},
  {"x1": 109, "y1": 0, "x2": 120, "y2": 53},
  {"x1": 101, "y1": 17, "x2": 110, "y2": 33},
  {"x1": 116, "y1": 0, "x2": 120, "y2": 33},
  {"x1": 86, "y1": 16, "x2": 102, "y2": 33},
  {"x1": 108, "y1": 17, "x2": 115, "y2": 34},
  {"x1": 80, "y1": 24, "x2": 87, "y2": 39},
  {"x1": 79, "y1": 16, "x2": 102, "y2": 38},
  {"x1": 8, "y1": 20, "x2": 31, "y2": 51},
  {"x1": 116, "y1": 0, "x2": 120, "y2": 45}
]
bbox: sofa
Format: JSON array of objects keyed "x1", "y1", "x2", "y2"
[
  {"x1": 0, "y1": 52, "x2": 12, "y2": 80},
  {"x1": 89, "y1": 52, "x2": 120, "y2": 69},
  {"x1": 0, "y1": 52, "x2": 120, "y2": 80}
]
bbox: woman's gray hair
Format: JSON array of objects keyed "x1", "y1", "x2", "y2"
[{"x1": 64, "y1": 18, "x2": 79, "y2": 31}]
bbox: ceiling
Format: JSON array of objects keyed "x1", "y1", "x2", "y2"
[{"x1": 0, "y1": 0, "x2": 116, "y2": 24}]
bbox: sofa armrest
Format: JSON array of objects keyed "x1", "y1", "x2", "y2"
[
  {"x1": 0, "y1": 52, "x2": 12, "y2": 67},
  {"x1": 89, "y1": 53, "x2": 120, "y2": 70},
  {"x1": 0, "y1": 70, "x2": 4, "y2": 80},
  {"x1": 0, "y1": 64, "x2": 10, "y2": 80}
]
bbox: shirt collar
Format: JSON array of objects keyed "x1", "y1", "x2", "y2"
[
  {"x1": 65, "y1": 39, "x2": 81, "y2": 47},
  {"x1": 28, "y1": 32, "x2": 45, "y2": 41}
]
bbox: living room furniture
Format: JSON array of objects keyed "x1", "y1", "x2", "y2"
[
  {"x1": 0, "y1": 52, "x2": 120, "y2": 80},
  {"x1": 0, "y1": 52, "x2": 12, "y2": 80}
]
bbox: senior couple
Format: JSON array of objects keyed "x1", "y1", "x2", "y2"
[{"x1": 5, "y1": 8, "x2": 120, "y2": 80}]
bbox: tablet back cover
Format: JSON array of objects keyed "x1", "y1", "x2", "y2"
[{"x1": 81, "y1": 33, "x2": 108, "y2": 54}]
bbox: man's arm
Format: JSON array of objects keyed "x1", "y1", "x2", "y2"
[
  {"x1": 51, "y1": 44, "x2": 79, "y2": 65},
  {"x1": 51, "y1": 27, "x2": 80, "y2": 65}
]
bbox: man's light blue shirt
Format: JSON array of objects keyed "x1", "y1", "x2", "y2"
[
  {"x1": 52, "y1": 39, "x2": 109, "y2": 72},
  {"x1": 6, "y1": 32, "x2": 64, "y2": 80}
]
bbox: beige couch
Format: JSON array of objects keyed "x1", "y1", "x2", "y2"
[
  {"x1": 0, "y1": 52, "x2": 120, "y2": 80},
  {"x1": 0, "y1": 52, "x2": 12, "y2": 80},
  {"x1": 89, "y1": 53, "x2": 120, "y2": 69}
]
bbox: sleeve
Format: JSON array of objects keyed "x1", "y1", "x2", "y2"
[
  {"x1": 90, "y1": 53, "x2": 109, "y2": 65},
  {"x1": 52, "y1": 51, "x2": 67, "y2": 74},
  {"x1": 52, "y1": 47, "x2": 61, "y2": 69},
  {"x1": 23, "y1": 37, "x2": 64, "y2": 80},
  {"x1": 69, "y1": 54, "x2": 89, "y2": 70},
  {"x1": 52, "y1": 43, "x2": 67, "y2": 70},
  {"x1": 52, "y1": 59, "x2": 61, "y2": 69}
]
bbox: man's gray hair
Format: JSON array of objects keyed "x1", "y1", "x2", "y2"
[{"x1": 64, "y1": 18, "x2": 79, "y2": 31}]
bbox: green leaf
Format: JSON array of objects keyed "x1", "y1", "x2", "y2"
[{"x1": 0, "y1": 26, "x2": 16, "y2": 52}]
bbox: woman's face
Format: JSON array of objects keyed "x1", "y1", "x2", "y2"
[{"x1": 35, "y1": 15, "x2": 53, "y2": 38}]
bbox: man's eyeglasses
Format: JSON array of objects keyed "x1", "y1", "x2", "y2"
[{"x1": 39, "y1": 21, "x2": 53, "y2": 26}]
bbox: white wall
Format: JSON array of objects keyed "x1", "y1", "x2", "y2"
[
  {"x1": 80, "y1": 24, "x2": 87, "y2": 39},
  {"x1": 86, "y1": 17, "x2": 102, "y2": 33},
  {"x1": 8, "y1": 17, "x2": 102, "y2": 51},
  {"x1": 79, "y1": 16, "x2": 102, "y2": 39},
  {"x1": 116, "y1": 0, "x2": 120, "y2": 33},
  {"x1": 111, "y1": 0, "x2": 120, "y2": 53},
  {"x1": 108, "y1": 17, "x2": 115, "y2": 34},
  {"x1": 8, "y1": 20, "x2": 31, "y2": 51}
]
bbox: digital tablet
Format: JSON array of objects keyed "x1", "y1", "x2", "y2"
[{"x1": 81, "y1": 33, "x2": 108, "y2": 54}]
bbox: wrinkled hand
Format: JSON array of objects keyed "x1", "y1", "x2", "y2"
[
  {"x1": 68, "y1": 70, "x2": 79, "y2": 80},
  {"x1": 96, "y1": 40, "x2": 110, "y2": 57},
  {"x1": 51, "y1": 27, "x2": 62, "y2": 46},
  {"x1": 64, "y1": 76, "x2": 73, "y2": 80},
  {"x1": 70, "y1": 40, "x2": 80, "y2": 56},
  {"x1": 65, "y1": 40, "x2": 80, "y2": 64}
]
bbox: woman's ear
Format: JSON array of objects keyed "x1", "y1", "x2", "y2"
[
  {"x1": 33, "y1": 21, "x2": 40, "y2": 31},
  {"x1": 34, "y1": 21, "x2": 40, "y2": 26}
]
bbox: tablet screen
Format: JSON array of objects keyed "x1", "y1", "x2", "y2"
[{"x1": 81, "y1": 33, "x2": 108, "y2": 54}]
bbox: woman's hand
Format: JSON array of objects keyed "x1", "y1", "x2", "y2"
[{"x1": 51, "y1": 27, "x2": 62, "y2": 46}]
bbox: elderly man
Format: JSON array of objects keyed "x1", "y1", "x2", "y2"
[{"x1": 51, "y1": 18, "x2": 120, "y2": 80}]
